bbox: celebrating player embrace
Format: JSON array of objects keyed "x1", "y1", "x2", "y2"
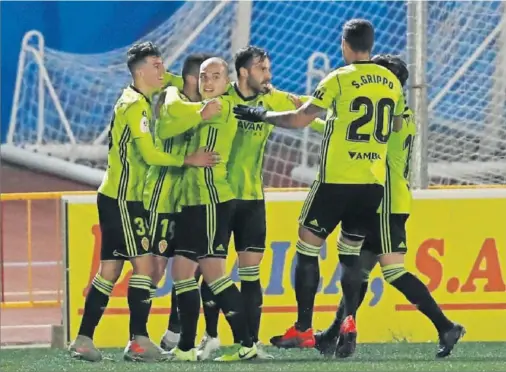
[
  {"x1": 234, "y1": 19, "x2": 405, "y2": 357},
  {"x1": 68, "y1": 42, "x2": 217, "y2": 363},
  {"x1": 313, "y1": 54, "x2": 465, "y2": 359}
]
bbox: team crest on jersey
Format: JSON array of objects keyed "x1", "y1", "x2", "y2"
[
  {"x1": 140, "y1": 115, "x2": 150, "y2": 133},
  {"x1": 141, "y1": 237, "x2": 150, "y2": 251},
  {"x1": 158, "y1": 239, "x2": 168, "y2": 254}
]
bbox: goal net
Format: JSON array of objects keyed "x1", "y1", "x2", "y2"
[{"x1": 5, "y1": 1, "x2": 506, "y2": 187}]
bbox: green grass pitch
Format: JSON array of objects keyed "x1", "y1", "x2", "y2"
[{"x1": 1, "y1": 343, "x2": 506, "y2": 372}]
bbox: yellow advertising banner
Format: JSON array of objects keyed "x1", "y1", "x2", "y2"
[{"x1": 64, "y1": 191, "x2": 506, "y2": 348}]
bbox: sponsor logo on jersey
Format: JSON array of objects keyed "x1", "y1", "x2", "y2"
[
  {"x1": 238, "y1": 120, "x2": 264, "y2": 132},
  {"x1": 348, "y1": 151, "x2": 381, "y2": 160}
]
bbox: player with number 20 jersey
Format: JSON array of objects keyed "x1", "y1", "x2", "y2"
[{"x1": 233, "y1": 19, "x2": 405, "y2": 357}]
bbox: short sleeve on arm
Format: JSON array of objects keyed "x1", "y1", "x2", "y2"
[
  {"x1": 125, "y1": 101, "x2": 151, "y2": 140},
  {"x1": 310, "y1": 71, "x2": 341, "y2": 110},
  {"x1": 394, "y1": 92, "x2": 406, "y2": 116},
  {"x1": 264, "y1": 89, "x2": 297, "y2": 111}
]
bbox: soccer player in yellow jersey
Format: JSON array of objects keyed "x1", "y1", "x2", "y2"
[
  {"x1": 142, "y1": 53, "x2": 221, "y2": 351},
  {"x1": 68, "y1": 42, "x2": 218, "y2": 363},
  {"x1": 167, "y1": 57, "x2": 257, "y2": 362},
  {"x1": 197, "y1": 46, "x2": 322, "y2": 359},
  {"x1": 235, "y1": 19, "x2": 405, "y2": 355},
  {"x1": 314, "y1": 55, "x2": 465, "y2": 359}
]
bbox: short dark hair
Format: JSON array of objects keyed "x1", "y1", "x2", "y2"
[
  {"x1": 372, "y1": 54, "x2": 409, "y2": 87},
  {"x1": 127, "y1": 42, "x2": 161, "y2": 73},
  {"x1": 234, "y1": 46, "x2": 270, "y2": 76},
  {"x1": 342, "y1": 19, "x2": 374, "y2": 53},
  {"x1": 182, "y1": 53, "x2": 214, "y2": 81}
]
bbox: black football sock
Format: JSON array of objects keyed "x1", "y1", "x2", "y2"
[
  {"x1": 128, "y1": 274, "x2": 153, "y2": 339},
  {"x1": 238, "y1": 265, "x2": 262, "y2": 343},
  {"x1": 201, "y1": 280, "x2": 220, "y2": 338},
  {"x1": 167, "y1": 286, "x2": 181, "y2": 333},
  {"x1": 78, "y1": 273, "x2": 114, "y2": 339},
  {"x1": 294, "y1": 240, "x2": 321, "y2": 331},
  {"x1": 321, "y1": 281, "x2": 368, "y2": 340},
  {"x1": 338, "y1": 238, "x2": 363, "y2": 319},
  {"x1": 383, "y1": 265, "x2": 454, "y2": 334},
  {"x1": 174, "y1": 278, "x2": 200, "y2": 351},
  {"x1": 208, "y1": 276, "x2": 252, "y2": 347}
]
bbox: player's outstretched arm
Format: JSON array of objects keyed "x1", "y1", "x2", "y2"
[
  {"x1": 234, "y1": 71, "x2": 337, "y2": 128},
  {"x1": 233, "y1": 101, "x2": 325, "y2": 129},
  {"x1": 125, "y1": 101, "x2": 217, "y2": 167},
  {"x1": 265, "y1": 89, "x2": 326, "y2": 130},
  {"x1": 158, "y1": 87, "x2": 222, "y2": 140},
  {"x1": 161, "y1": 71, "x2": 184, "y2": 91}
]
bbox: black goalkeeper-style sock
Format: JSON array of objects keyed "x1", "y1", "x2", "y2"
[
  {"x1": 383, "y1": 265, "x2": 454, "y2": 334},
  {"x1": 174, "y1": 278, "x2": 200, "y2": 351},
  {"x1": 168, "y1": 286, "x2": 181, "y2": 334},
  {"x1": 201, "y1": 280, "x2": 220, "y2": 339},
  {"x1": 338, "y1": 238, "x2": 362, "y2": 318},
  {"x1": 294, "y1": 240, "x2": 321, "y2": 331},
  {"x1": 238, "y1": 265, "x2": 262, "y2": 343},
  {"x1": 208, "y1": 276, "x2": 252, "y2": 347},
  {"x1": 321, "y1": 281, "x2": 368, "y2": 340},
  {"x1": 128, "y1": 274, "x2": 153, "y2": 339},
  {"x1": 78, "y1": 273, "x2": 114, "y2": 339}
]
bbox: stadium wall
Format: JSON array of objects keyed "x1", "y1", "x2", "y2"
[
  {"x1": 0, "y1": 1, "x2": 184, "y2": 142},
  {"x1": 62, "y1": 189, "x2": 506, "y2": 347}
]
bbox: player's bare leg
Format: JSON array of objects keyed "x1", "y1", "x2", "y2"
[
  {"x1": 378, "y1": 253, "x2": 465, "y2": 358},
  {"x1": 238, "y1": 251, "x2": 273, "y2": 359},
  {"x1": 270, "y1": 226, "x2": 323, "y2": 349},
  {"x1": 315, "y1": 251, "x2": 378, "y2": 357},
  {"x1": 69, "y1": 260, "x2": 123, "y2": 362},
  {"x1": 199, "y1": 257, "x2": 257, "y2": 361},
  {"x1": 123, "y1": 255, "x2": 166, "y2": 362},
  {"x1": 168, "y1": 255, "x2": 200, "y2": 361}
]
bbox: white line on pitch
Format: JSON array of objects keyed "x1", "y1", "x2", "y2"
[
  {"x1": 2, "y1": 261, "x2": 60, "y2": 268},
  {"x1": 0, "y1": 325, "x2": 51, "y2": 330},
  {"x1": 3, "y1": 290, "x2": 62, "y2": 296},
  {"x1": 0, "y1": 343, "x2": 51, "y2": 349}
]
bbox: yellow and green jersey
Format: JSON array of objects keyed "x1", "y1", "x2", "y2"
[
  {"x1": 143, "y1": 86, "x2": 202, "y2": 214},
  {"x1": 227, "y1": 83, "x2": 306, "y2": 200},
  {"x1": 383, "y1": 107, "x2": 416, "y2": 214},
  {"x1": 98, "y1": 85, "x2": 185, "y2": 201},
  {"x1": 162, "y1": 72, "x2": 184, "y2": 92},
  {"x1": 182, "y1": 93, "x2": 237, "y2": 206},
  {"x1": 310, "y1": 105, "x2": 416, "y2": 215},
  {"x1": 310, "y1": 61, "x2": 405, "y2": 186}
]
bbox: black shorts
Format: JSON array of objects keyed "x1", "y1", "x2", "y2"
[
  {"x1": 146, "y1": 210, "x2": 178, "y2": 258},
  {"x1": 230, "y1": 200, "x2": 266, "y2": 253},
  {"x1": 362, "y1": 214, "x2": 409, "y2": 255},
  {"x1": 175, "y1": 200, "x2": 236, "y2": 262},
  {"x1": 298, "y1": 182, "x2": 384, "y2": 241},
  {"x1": 97, "y1": 193, "x2": 151, "y2": 260}
]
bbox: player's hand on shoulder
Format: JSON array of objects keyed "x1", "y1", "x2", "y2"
[
  {"x1": 288, "y1": 94, "x2": 303, "y2": 109},
  {"x1": 233, "y1": 104, "x2": 267, "y2": 123},
  {"x1": 184, "y1": 146, "x2": 221, "y2": 168},
  {"x1": 200, "y1": 99, "x2": 222, "y2": 121}
]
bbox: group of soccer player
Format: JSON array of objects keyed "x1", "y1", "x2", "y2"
[{"x1": 68, "y1": 18, "x2": 465, "y2": 363}]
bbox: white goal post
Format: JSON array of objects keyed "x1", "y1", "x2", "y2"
[{"x1": 3, "y1": 1, "x2": 506, "y2": 187}]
